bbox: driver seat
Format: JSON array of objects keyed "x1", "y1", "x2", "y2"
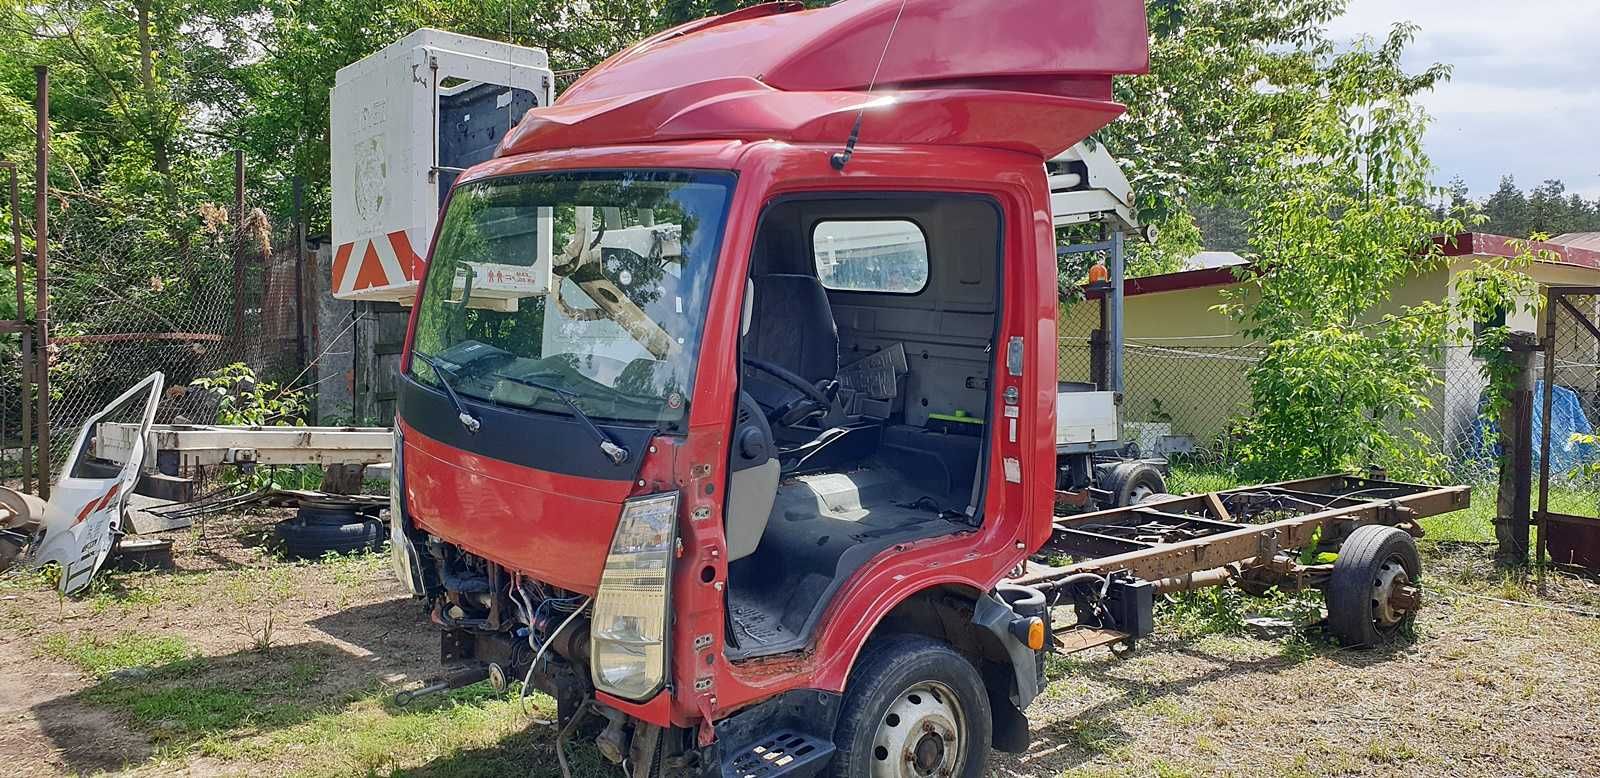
[{"x1": 744, "y1": 273, "x2": 839, "y2": 409}]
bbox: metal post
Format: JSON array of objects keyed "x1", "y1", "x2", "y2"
[
  {"x1": 33, "y1": 66, "x2": 50, "y2": 498},
  {"x1": 2, "y1": 161, "x2": 29, "y2": 493},
  {"x1": 1493, "y1": 331, "x2": 1536, "y2": 567},
  {"x1": 1108, "y1": 228, "x2": 1125, "y2": 396},
  {"x1": 232, "y1": 149, "x2": 245, "y2": 360},
  {"x1": 1535, "y1": 289, "x2": 1557, "y2": 589},
  {"x1": 292, "y1": 176, "x2": 308, "y2": 373}
]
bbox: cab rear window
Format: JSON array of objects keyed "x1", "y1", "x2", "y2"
[{"x1": 811, "y1": 219, "x2": 929, "y2": 293}]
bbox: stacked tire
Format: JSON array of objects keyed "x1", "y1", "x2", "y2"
[{"x1": 275, "y1": 504, "x2": 386, "y2": 560}]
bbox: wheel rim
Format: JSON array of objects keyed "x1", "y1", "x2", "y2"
[
  {"x1": 1370, "y1": 553, "x2": 1415, "y2": 627},
  {"x1": 869, "y1": 680, "x2": 966, "y2": 778},
  {"x1": 1129, "y1": 482, "x2": 1156, "y2": 504}
]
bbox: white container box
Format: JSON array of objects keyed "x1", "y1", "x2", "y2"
[
  {"x1": 330, "y1": 28, "x2": 554, "y2": 303},
  {"x1": 1056, "y1": 390, "x2": 1120, "y2": 449}
]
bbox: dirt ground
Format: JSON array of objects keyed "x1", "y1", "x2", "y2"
[{"x1": 2, "y1": 511, "x2": 1599, "y2": 778}]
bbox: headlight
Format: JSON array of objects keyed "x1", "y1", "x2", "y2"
[
  {"x1": 591, "y1": 491, "x2": 677, "y2": 701},
  {"x1": 388, "y1": 425, "x2": 425, "y2": 596}
]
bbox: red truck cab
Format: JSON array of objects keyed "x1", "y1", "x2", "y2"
[{"x1": 391, "y1": 2, "x2": 1151, "y2": 775}]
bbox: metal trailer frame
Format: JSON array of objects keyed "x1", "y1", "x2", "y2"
[
  {"x1": 1007, "y1": 474, "x2": 1471, "y2": 653},
  {"x1": 95, "y1": 423, "x2": 392, "y2": 471}
]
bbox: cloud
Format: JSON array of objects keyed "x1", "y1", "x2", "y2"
[{"x1": 1331, "y1": 0, "x2": 1600, "y2": 200}]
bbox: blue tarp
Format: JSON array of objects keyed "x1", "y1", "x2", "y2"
[{"x1": 1474, "y1": 382, "x2": 1598, "y2": 474}]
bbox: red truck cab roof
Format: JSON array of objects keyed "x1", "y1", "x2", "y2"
[{"x1": 497, "y1": 0, "x2": 1149, "y2": 160}]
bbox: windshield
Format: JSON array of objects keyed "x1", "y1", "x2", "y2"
[{"x1": 410, "y1": 170, "x2": 735, "y2": 432}]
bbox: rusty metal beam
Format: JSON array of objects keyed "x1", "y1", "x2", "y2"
[
  {"x1": 1053, "y1": 627, "x2": 1127, "y2": 653},
  {"x1": 1019, "y1": 479, "x2": 1470, "y2": 586},
  {"x1": 1557, "y1": 295, "x2": 1600, "y2": 341},
  {"x1": 33, "y1": 66, "x2": 49, "y2": 498},
  {"x1": 1, "y1": 160, "x2": 27, "y2": 493},
  {"x1": 1045, "y1": 527, "x2": 1151, "y2": 558}
]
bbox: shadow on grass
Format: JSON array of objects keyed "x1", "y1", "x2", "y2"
[
  {"x1": 32, "y1": 640, "x2": 359, "y2": 773},
  {"x1": 1004, "y1": 619, "x2": 1421, "y2": 773},
  {"x1": 30, "y1": 596, "x2": 604, "y2": 775},
  {"x1": 388, "y1": 727, "x2": 615, "y2": 778},
  {"x1": 308, "y1": 595, "x2": 434, "y2": 662}
]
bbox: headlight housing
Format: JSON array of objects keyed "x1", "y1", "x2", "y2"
[{"x1": 591, "y1": 491, "x2": 677, "y2": 701}]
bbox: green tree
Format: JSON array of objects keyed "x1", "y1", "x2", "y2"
[
  {"x1": 1100, "y1": 0, "x2": 1446, "y2": 275},
  {"x1": 1218, "y1": 25, "x2": 1463, "y2": 480},
  {"x1": 1527, "y1": 178, "x2": 1571, "y2": 236},
  {"x1": 1480, "y1": 175, "x2": 1531, "y2": 238}
]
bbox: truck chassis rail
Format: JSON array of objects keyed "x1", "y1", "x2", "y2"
[{"x1": 1008, "y1": 474, "x2": 1470, "y2": 653}]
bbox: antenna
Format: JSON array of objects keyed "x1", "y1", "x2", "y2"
[{"x1": 830, "y1": 0, "x2": 909, "y2": 171}]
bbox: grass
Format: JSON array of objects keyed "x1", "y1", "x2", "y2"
[
  {"x1": 91, "y1": 662, "x2": 584, "y2": 776},
  {"x1": 1163, "y1": 462, "x2": 1240, "y2": 495},
  {"x1": 0, "y1": 566, "x2": 55, "y2": 594},
  {"x1": 324, "y1": 548, "x2": 389, "y2": 591},
  {"x1": 40, "y1": 631, "x2": 197, "y2": 678},
  {"x1": 79, "y1": 654, "x2": 333, "y2": 751},
  {"x1": 1060, "y1": 716, "x2": 1123, "y2": 755},
  {"x1": 209, "y1": 684, "x2": 581, "y2": 777},
  {"x1": 17, "y1": 561, "x2": 578, "y2": 775},
  {"x1": 1420, "y1": 483, "x2": 1595, "y2": 544}
]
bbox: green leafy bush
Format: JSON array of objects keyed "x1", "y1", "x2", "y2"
[{"x1": 190, "y1": 363, "x2": 307, "y2": 427}]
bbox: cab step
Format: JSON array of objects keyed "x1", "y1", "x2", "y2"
[{"x1": 723, "y1": 730, "x2": 834, "y2": 778}]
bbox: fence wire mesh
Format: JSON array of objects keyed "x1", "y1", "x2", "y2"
[
  {"x1": 1058, "y1": 297, "x2": 1520, "y2": 485},
  {"x1": 0, "y1": 183, "x2": 310, "y2": 482},
  {"x1": 1542, "y1": 291, "x2": 1599, "y2": 518}
]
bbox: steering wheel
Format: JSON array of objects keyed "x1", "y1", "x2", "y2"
[{"x1": 741, "y1": 356, "x2": 834, "y2": 427}]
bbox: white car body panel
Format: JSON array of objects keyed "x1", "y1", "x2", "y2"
[{"x1": 30, "y1": 372, "x2": 164, "y2": 594}]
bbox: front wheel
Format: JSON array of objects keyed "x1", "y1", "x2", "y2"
[{"x1": 829, "y1": 636, "x2": 991, "y2": 778}]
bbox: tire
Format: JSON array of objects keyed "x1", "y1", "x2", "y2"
[
  {"x1": 295, "y1": 504, "x2": 363, "y2": 526},
  {"x1": 829, "y1": 636, "x2": 991, "y2": 778},
  {"x1": 1326, "y1": 525, "x2": 1421, "y2": 648},
  {"x1": 1102, "y1": 462, "x2": 1167, "y2": 508},
  {"x1": 276, "y1": 517, "x2": 386, "y2": 560}
]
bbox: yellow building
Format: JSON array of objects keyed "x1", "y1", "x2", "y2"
[{"x1": 1059, "y1": 233, "x2": 1600, "y2": 473}]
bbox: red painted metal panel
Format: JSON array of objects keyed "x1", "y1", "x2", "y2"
[
  {"x1": 400, "y1": 417, "x2": 638, "y2": 595},
  {"x1": 497, "y1": 0, "x2": 1148, "y2": 159},
  {"x1": 561, "y1": 0, "x2": 1148, "y2": 103}
]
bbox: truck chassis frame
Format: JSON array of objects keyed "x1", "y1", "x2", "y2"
[{"x1": 1009, "y1": 474, "x2": 1470, "y2": 654}]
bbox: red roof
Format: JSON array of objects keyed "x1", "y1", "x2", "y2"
[
  {"x1": 498, "y1": 0, "x2": 1150, "y2": 159},
  {"x1": 1436, "y1": 232, "x2": 1600, "y2": 270},
  {"x1": 1117, "y1": 232, "x2": 1600, "y2": 297}
]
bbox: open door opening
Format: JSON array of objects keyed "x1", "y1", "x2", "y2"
[{"x1": 722, "y1": 194, "x2": 1004, "y2": 660}]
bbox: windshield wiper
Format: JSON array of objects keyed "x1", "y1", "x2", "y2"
[
  {"x1": 412, "y1": 351, "x2": 481, "y2": 434},
  {"x1": 489, "y1": 372, "x2": 630, "y2": 465}
]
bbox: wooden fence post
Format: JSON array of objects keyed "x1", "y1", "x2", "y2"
[{"x1": 1493, "y1": 330, "x2": 1537, "y2": 567}]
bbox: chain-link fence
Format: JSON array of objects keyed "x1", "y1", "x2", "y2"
[
  {"x1": 0, "y1": 170, "x2": 312, "y2": 483},
  {"x1": 1058, "y1": 297, "x2": 1523, "y2": 485},
  {"x1": 1540, "y1": 290, "x2": 1599, "y2": 513}
]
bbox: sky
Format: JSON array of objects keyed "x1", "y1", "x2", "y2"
[{"x1": 1327, "y1": 0, "x2": 1600, "y2": 200}]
